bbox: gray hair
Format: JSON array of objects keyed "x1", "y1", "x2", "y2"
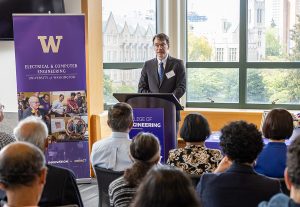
[
  {"x1": 0, "y1": 142, "x2": 46, "y2": 189},
  {"x1": 13, "y1": 116, "x2": 48, "y2": 151}
]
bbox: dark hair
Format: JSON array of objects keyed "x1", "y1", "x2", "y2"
[
  {"x1": 152, "y1": 33, "x2": 170, "y2": 47},
  {"x1": 0, "y1": 142, "x2": 46, "y2": 189},
  {"x1": 130, "y1": 166, "x2": 201, "y2": 207},
  {"x1": 124, "y1": 132, "x2": 160, "y2": 186},
  {"x1": 262, "y1": 108, "x2": 294, "y2": 140},
  {"x1": 43, "y1": 94, "x2": 49, "y2": 98},
  {"x1": 70, "y1": 92, "x2": 76, "y2": 97},
  {"x1": 59, "y1": 94, "x2": 64, "y2": 98},
  {"x1": 287, "y1": 136, "x2": 300, "y2": 189},
  {"x1": 180, "y1": 113, "x2": 211, "y2": 142},
  {"x1": 220, "y1": 121, "x2": 263, "y2": 164},
  {"x1": 108, "y1": 102, "x2": 133, "y2": 132}
]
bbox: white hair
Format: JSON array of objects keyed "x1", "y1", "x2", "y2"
[{"x1": 13, "y1": 116, "x2": 48, "y2": 151}]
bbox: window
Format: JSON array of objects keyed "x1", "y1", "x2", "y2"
[
  {"x1": 102, "y1": 0, "x2": 156, "y2": 105},
  {"x1": 187, "y1": 0, "x2": 300, "y2": 109}
]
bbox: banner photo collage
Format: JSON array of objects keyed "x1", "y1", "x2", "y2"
[{"x1": 13, "y1": 15, "x2": 90, "y2": 179}]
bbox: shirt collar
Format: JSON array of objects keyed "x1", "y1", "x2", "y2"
[
  {"x1": 157, "y1": 54, "x2": 168, "y2": 67},
  {"x1": 111, "y1": 131, "x2": 130, "y2": 139}
]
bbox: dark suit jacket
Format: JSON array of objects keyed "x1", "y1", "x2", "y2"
[
  {"x1": 196, "y1": 163, "x2": 281, "y2": 207},
  {"x1": 0, "y1": 165, "x2": 83, "y2": 207},
  {"x1": 39, "y1": 165, "x2": 83, "y2": 207},
  {"x1": 138, "y1": 56, "x2": 186, "y2": 121},
  {"x1": 138, "y1": 55, "x2": 186, "y2": 99}
]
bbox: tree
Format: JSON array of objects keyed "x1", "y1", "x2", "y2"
[
  {"x1": 247, "y1": 70, "x2": 268, "y2": 103},
  {"x1": 290, "y1": 15, "x2": 300, "y2": 61},
  {"x1": 188, "y1": 33, "x2": 212, "y2": 61},
  {"x1": 265, "y1": 27, "x2": 281, "y2": 57}
]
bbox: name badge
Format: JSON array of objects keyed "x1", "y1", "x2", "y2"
[{"x1": 166, "y1": 70, "x2": 175, "y2": 79}]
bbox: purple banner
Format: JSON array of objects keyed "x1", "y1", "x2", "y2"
[
  {"x1": 13, "y1": 15, "x2": 86, "y2": 92},
  {"x1": 46, "y1": 141, "x2": 90, "y2": 179},
  {"x1": 129, "y1": 108, "x2": 165, "y2": 161}
]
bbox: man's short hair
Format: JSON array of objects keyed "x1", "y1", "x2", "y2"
[
  {"x1": 0, "y1": 142, "x2": 46, "y2": 189},
  {"x1": 28, "y1": 96, "x2": 39, "y2": 105},
  {"x1": 262, "y1": 108, "x2": 294, "y2": 140},
  {"x1": 220, "y1": 121, "x2": 263, "y2": 164},
  {"x1": 108, "y1": 102, "x2": 133, "y2": 132},
  {"x1": 287, "y1": 136, "x2": 300, "y2": 189},
  {"x1": 152, "y1": 33, "x2": 170, "y2": 47},
  {"x1": 13, "y1": 116, "x2": 48, "y2": 151}
]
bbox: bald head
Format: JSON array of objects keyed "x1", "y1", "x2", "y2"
[
  {"x1": 14, "y1": 116, "x2": 48, "y2": 151},
  {"x1": 0, "y1": 142, "x2": 46, "y2": 189}
]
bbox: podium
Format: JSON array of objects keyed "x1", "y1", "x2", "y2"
[{"x1": 113, "y1": 93, "x2": 183, "y2": 163}]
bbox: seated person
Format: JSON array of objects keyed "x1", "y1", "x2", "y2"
[
  {"x1": 91, "y1": 103, "x2": 133, "y2": 171},
  {"x1": 0, "y1": 103, "x2": 15, "y2": 151},
  {"x1": 109, "y1": 132, "x2": 161, "y2": 207},
  {"x1": 66, "y1": 92, "x2": 79, "y2": 114},
  {"x1": 51, "y1": 94, "x2": 65, "y2": 117},
  {"x1": 130, "y1": 166, "x2": 201, "y2": 207},
  {"x1": 197, "y1": 121, "x2": 281, "y2": 207},
  {"x1": 13, "y1": 116, "x2": 83, "y2": 207},
  {"x1": 0, "y1": 142, "x2": 47, "y2": 207},
  {"x1": 22, "y1": 96, "x2": 44, "y2": 120},
  {"x1": 259, "y1": 136, "x2": 300, "y2": 207},
  {"x1": 167, "y1": 113, "x2": 223, "y2": 175},
  {"x1": 255, "y1": 108, "x2": 294, "y2": 178}
]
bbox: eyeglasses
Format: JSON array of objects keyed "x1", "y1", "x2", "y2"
[{"x1": 154, "y1": 43, "x2": 167, "y2": 48}]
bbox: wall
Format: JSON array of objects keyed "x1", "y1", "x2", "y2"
[{"x1": 0, "y1": 0, "x2": 81, "y2": 112}]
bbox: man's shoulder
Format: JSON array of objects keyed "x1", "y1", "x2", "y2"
[
  {"x1": 47, "y1": 164, "x2": 75, "y2": 177},
  {"x1": 258, "y1": 193, "x2": 290, "y2": 207}
]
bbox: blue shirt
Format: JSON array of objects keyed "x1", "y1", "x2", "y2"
[{"x1": 255, "y1": 142, "x2": 287, "y2": 178}]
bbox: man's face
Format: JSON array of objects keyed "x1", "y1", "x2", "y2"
[
  {"x1": 154, "y1": 38, "x2": 169, "y2": 60},
  {"x1": 30, "y1": 97, "x2": 40, "y2": 110},
  {"x1": 59, "y1": 96, "x2": 64, "y2": 102}
]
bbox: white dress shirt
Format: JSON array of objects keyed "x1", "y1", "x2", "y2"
[{"x1": 90, "y1": 132, "x2": 133, "y2": 171}]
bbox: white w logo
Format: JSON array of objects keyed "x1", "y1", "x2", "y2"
[{"x1": 37, "y1": 36, "x2": 63, "y2": 53}]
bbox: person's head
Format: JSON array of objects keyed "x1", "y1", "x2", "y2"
[
  {"x1": 13, "y1": 116, "x2": 48, "y2": 151},
  {"x1": 59, "y1": 94, "x2": 64, "y2": 102},
  {"x1": 130, "y1": 132, "x2": 161, "y2": 163},
  {"x1": 180, "y1": 113, "x2": 211, "y2": 142},
  {"x1": 153, "y1": 33, "x2": 170, "y2": 60},
  {"x1": 107, "y1": 102, "x2": 133, "y2": 132},
  {"x1": 76, "y1": 92, "x2": 81, "y2": 98},
  {"x1": 130, "y1": 166, "x2": 201, "y2": 207},
  {"x1": 285, "y1": 136, "x2": 300, "y2": 191},
  {"x1": 0, "y1": 142, "x2": 47, "y2": 204},
  {"x1": 70, "y1": 92, "x2": 76, "y2": 99},
  {"x1": 262, "y1": 108, "x2": 294, "y2": 140},
  {"x1": 220, "y1": 121, "x2": 263, "y2": 164},
  {"x1": 43, "y1": 94, "x2": 50, "y2": 102},
  {"x1": 34, "y1": 92, "x2": 40, "y2": 97},
  {"x1": 28, "y1": 96, "x2": 40, "y2": 110},
  {"x1": 0, "y1": 103, "x2": 4, "y2": 122},
  {"x1": 124, "y1": 132, "x2": 161, "y2": 186}
]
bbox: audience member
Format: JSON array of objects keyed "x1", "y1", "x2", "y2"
[
  {"x1": 13, "y1": 116, "x2": 83, "y2": 207},
  {"x1": 0, "y1": 103, "x2": 15, "y2": 151},
  {"x1": 167, "y1": 113, "x2": 222, "y2": 175},
  {"x1": 197, "y1": 121, "x2": 281, "y2": 207},
  {"x1": 91, "y1": 102, "x2": 134, "y2": 171},
  {"x1": 255, "y1": 108, "x2": 294, "y2": 178},
  {"x1": 130, "y1": 166, "x2": 201, "y2": 207},
  {"x1": 259, "y1": 136, "x2": 300, "y2": 207},
  {"x1": 0, "y1": 142, "x2": 47, "y2": 207},
  {"x1": 51, "y1": 94, "x2": 65, "y2": 117},
  {"x1": 66, "y1": 92, "x2": 79, "y2": 114},
  {"x1": 109, "y1": 132, "x2": 161, "y2": 207}
]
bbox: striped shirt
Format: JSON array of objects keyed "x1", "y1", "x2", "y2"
[
  {"x1": 0, "y1": 132, "x2": 15, "y2": 151},
  {"x1": 108, "y1": 176, "x2": 137, "y2": 207}
]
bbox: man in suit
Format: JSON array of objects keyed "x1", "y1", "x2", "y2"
[
  {"x1": 138, "y1": 33, "x2": 186, "y2": 126},
  {"x1": 196, "y1": 121, "x2": 281, "y2": 207},
  {"x1": 13, "y1": 116, "x2": 84, "y2": 207}
]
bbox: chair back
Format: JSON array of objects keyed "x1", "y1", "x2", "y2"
[
  {"x1": 188, "y1": 174, "x2": 202, "y2": 188},
  {"x1": 93, "y1": 166, "x2": 124, "y2": 207}
]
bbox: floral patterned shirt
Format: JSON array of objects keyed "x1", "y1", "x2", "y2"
[{"x1": 167, "y1": 144, "x2": 223, "y2": 175}]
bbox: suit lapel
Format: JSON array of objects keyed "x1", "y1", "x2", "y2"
[{"x1": 159, "y1": 56, "x2": 173, "y2": 87}]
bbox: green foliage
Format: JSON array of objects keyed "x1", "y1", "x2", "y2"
[
  {"x1": 265, "y1": 28, "x2": 281, "y2": 57},
  {"x1": 188, "y1": 33, "x2": 212, "y2": 61},
  {"x1": 290, "y1": 15, "x2": 300, "y2": 61}
]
